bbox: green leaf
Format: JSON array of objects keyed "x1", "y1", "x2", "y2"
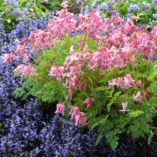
[
  {"x1": 148, "y1": 131, "x2": 154, "y2": 145},
  {"x1": 90, "y1": 122, "x2": 99, "y2": 130},
  {"x1": 14, "y1": 87, "x2": 25, "y2": 98},
  {"x1": 110, "y1": 139, "x2": 119, "y2": 150},
  {"x1": 107, "y1": 100, "x2": 114, "y2": 112},
  {"x1": 114, "y1": 91, "x2": 122, "y2": 97},
  {"x1": 147, "y1": 70, "x2": 157, "y2": 81},
  {"x1": 128, "y1": 110, "x2": 144, "y2": 118},
  {"x1": 95, "y1": 86, "x2": 106, "y2": 92},
  {"x1": 6, "y1": 19, "x2": 11, "y2": 23},
  {"x1": 99, "y1": 115, "x2": 109, "y2": 124},
  {"x1": 96, "y1": 134, "x2": 103, "y2": 145}
]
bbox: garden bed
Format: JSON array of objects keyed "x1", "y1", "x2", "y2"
[{"x1": 0, "y1": 0, "x2": 157, "y2": 156}]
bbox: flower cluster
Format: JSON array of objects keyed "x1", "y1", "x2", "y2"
[
  {"x1": 133, "y1": 91, "x2": 147, "y2": 103},
  {"x1": 108, "y1": 74, "x2": 136, "y2": 89},
  {"x1": 70, "y1": 106, "x2": 87, "y2": 126},
  {"x1": 28, "y1": 7, "x2": 77, "y2": 51},
  {"x1": 5, "y1": 5, "x2": 156, "y2": 76},
  {"x1": 2, "y1": 53, "x2": 16, "y2": 64},
  {"x1": 78, "y1": 11, "x2": 103, "y2": 36},
  {"x1": 14, "y1": 64, "x2": 35, "y2": 78},
  {"x1": 128, "y1": 5, "x2": 140, "y2": 12},
  {"x1": 49, "y1": 66, "x2": 64, "y2": 81},
  {"x1": 55, "y1": 103, "x2": 87, "y2": 126}
]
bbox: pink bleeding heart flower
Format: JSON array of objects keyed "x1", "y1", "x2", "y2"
[
  {"x1": 2, "y1": 53, "x2": 16, "y2": 64},
  {"x1": 74, "y1": 112, "x2": 87, "y2": 126},
  {"x1": 119, "y1": 102, "x2": 129, "y2": 114},
  {"x1": 108, "y1": 78, "x2": 117, "y2": 88},
  {"x1": 83, "y1": 97, "x2": 96, "y2": 109},
  {"x1": 55, "y1": 103, "x2": 65, "y2": 116},
  {"x1": 14, "y1": 64, "x2": 35, "y2": 78},
  {"x1": 70, "y1": 106, "x2": 87, "y2": 126},
  {"x1": 70, "y1": 106, "x2": 80, "y2": 121},
  {"x1": 131, "y1": 16, "x2": 140, "y2": 21},
  {"x1": 123, "y1": 74, "x2": 135, "y2": 89},
  {"x1": 49, "y1": 66, "x2": 64, "y2": 80},
  {"x1": 133, "y1": 91, "x2": 143, "y2": 103},
  {"x1": 108, "y1": 74, "x2": 135, "y2": 89}
]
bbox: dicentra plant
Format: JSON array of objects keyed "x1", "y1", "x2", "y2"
[{"x1": 3, "y1": 2, "x2": 157, "y2": 149}]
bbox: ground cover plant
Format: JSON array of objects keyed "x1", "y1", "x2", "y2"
[{"x1": 1, "y1": 0, "x2": 157, "y2": 156}]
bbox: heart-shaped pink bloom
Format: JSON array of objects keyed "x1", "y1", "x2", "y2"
[
  {"x1": 55, "y1": 103, "x2": 65, "y2": 116},
  {"x1": 119, "y1": 102, "x2": 129, "y2": 114}
]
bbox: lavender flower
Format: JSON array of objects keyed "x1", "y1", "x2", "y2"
[
  {"x1": 13, "y1": 8, "x2": 21, "y2": 16},
  {"x1": 152, "y1": 0, "x2": 157, "y2": 9},
  {"x1": 128, "y1": 4, "x2": 140, "y2": 12},
  {"x1": 5, "y1": 8, "x2": 11, "y2": 13},
  {"x1": 101, "y1": 3, "x2": 109, "y2": 11},
  {"x1": 85, "y1": 6, "x2": 90, "y2": 14},
  {"x1": 153, "y1": 13, "x2": 157, "y2": 19},
  {"x1": 144, "y1": 3, "x2": 151, "y2": 10},
  {"x1": 11, "y1": 0, "x2": 19, "y2": 6},
  {"x1": 6, "y1": 0, "x2": 11, "y2": 5}
]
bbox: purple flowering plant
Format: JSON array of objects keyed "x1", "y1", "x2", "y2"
[{"x1": 0, "y1": 0, "x2": 49, "y2": 30}]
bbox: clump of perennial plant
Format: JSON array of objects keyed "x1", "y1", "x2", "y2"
[{"x1": 6, "y1": 2, "x2": 157, "y2": 149}]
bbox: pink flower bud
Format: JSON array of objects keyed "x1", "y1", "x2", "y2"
[
  {"x1": 68, "y1": 88, "x2": 73, "y2": 98},
  {"x1": 133, "y1": 91, "x2": 143, "y2": 103},
  {"x1": 143, "y1": 91, "x2": 147, "y2": 98}
]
